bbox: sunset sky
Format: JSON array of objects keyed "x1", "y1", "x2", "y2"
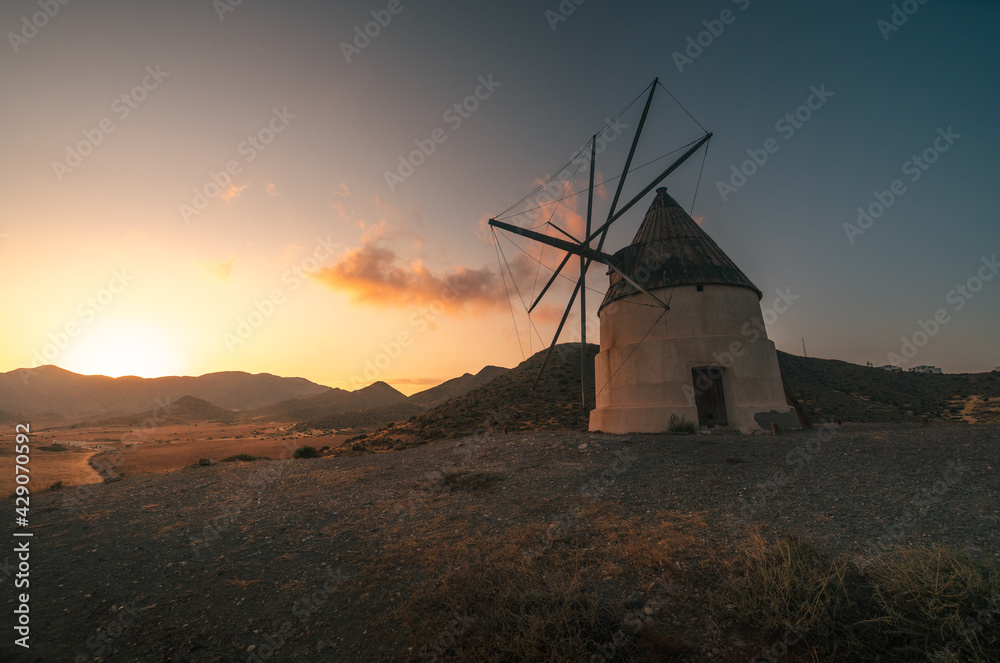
[{"x1": 2, "y1": 0, "x2": 998, "y2": 393}]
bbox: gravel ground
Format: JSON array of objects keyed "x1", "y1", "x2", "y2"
[{"x1": 2, "y1": 422, "x2": 998, "y2": 662}]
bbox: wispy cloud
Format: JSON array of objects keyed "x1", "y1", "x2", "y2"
[
  {"x1": 315, "y1": 224, "x2": 532, "y2": 314},
  {"x1": 202, "y1": 256, "x2": 235, "y2": 280},
  {"x1": 221, "y1": 182, "x2": 248, "y2": 205}
]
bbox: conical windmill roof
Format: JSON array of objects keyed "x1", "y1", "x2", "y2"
[{"x1": 599, "y1": 187, "x2": 761, "y2": 311}]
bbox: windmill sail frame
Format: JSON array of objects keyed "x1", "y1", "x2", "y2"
[{"x1": 488, "y1": 78, "x2": 712, "y2": 407}]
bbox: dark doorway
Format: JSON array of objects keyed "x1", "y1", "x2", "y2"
[{"x1": 692, "y1": 368, "x2": 727, "y2": 426}]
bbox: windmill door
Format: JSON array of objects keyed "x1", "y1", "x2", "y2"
[{"x1": 692, "y1": 368, "x2": 727, "y2": 426}]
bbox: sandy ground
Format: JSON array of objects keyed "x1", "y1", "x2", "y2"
[
  {"x1": 1, "y1": 422, "x2": 997, "y2": 662},
  {"x1": 1, "y1": 422, "x2": 353, "y2": 493}
]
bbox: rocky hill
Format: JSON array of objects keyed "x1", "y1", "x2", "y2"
[
  {"x1": 67, "y1": 395, "x2": 241, "y2": 428},
  {"x1": 352, "y1": 346, "x2": 1000, "y2": 451},
  {"x1": 356, "y1": 343, "x2": 597, "y2": 450},
  {"x1": 778, "y1": 352, "x2": 1000, "y2": 424},
  {"x1": 245, "y1": 380, "x2": 408, "y2": 422},
  {"x1": 408, "y1": 366, "x2": 509, "y2": 408},
  {"x1": 292, "y1": 402, "x2": 428, "y2": 432}
]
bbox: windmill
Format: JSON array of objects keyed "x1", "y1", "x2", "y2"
[
  {"x1": 490, "y1": 79, "x2": 802, "y2": 434},
  {"x1": 489, "y1": 78, "x2": 712, "y2": 410}
]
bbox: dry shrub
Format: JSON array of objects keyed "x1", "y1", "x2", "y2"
[
  {"x1": 722, "y1": 531, "x2": 851, "y2": 643},
  {"x1": 722, "y1": 533, "x2": 1000, "y2": 662},
  {"x1": 864, "y1": 545, "x2": 1000, "y2": 662},
  {"x1": 361, "y1": 504, "x2": 710, "y2": 662}
]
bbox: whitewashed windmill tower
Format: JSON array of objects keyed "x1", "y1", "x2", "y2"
[
  {"x1": 489, "y1": 79, "x2": 800, "y2": 434},
  {"x1": 589, "y1": 186, "x2": 799, "y2": 434}
]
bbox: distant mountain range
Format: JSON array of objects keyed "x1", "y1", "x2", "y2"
[
  {"x1": 0, "y1": 363, "x2": 513, "y2": 426},
  {"x1": 74, "y1": 395, "x2": 242, "y2": 428},
  {"x1": 12, "y1": 350, "x2": 994, "y2": 439},
  {"x1": 246, "y1": 381, "x2": 410, "y2": 422},
  {"x1": 0, "y1": 366, "x2": 331, "y2": 420}
]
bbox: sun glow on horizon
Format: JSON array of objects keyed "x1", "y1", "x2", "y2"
[{"x1": 59, "y1": 323, "x2": 183, "y2": 379}]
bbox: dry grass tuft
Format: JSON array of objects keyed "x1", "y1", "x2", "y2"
[{"x1": 358, "y1": 503, "x2": 713, "y2": 662}]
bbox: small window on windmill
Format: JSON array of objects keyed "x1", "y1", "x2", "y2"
[{"x1": 696, "y1": 284, "x2": 704, "y2": 292}]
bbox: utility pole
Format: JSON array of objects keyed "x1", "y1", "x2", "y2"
[{"x1": 801, "y1": 338, "x2": 808, "y2": 358}]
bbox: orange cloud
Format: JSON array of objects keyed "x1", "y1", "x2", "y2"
[
  {"x1": 221, "y1": 182, "x2": 248, "y2": 205},
  {"x1": 201, "y1": 256, "x2": 235, "y2": 280},
  {"x1": 531, "y1": 303, "x2": 566, "y2": 327},
  {"x1": 315, "y1": 233, "x2": 528, "y2": 314}
]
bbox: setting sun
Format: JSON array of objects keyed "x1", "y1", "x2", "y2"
[{"x1": 59, "y1": 321, "x2": 182, "y2": 378}]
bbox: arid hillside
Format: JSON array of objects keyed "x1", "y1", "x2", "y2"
[
  {"x1": 777, "y1": 352, "x2": 1000, "y2": 425},
  {"x1": 354, "y1": 345, "x2": 1000, "y2": 450}
]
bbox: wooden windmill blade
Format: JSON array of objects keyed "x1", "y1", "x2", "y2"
[
  {"x1": 488, "y1": 78, "x2": 712, "y2": 398},
  {"x1": 527, "y1": 79, "x2": 659, "y2": 315}
]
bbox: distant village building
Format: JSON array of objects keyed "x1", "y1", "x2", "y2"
[
  {"x1": 908, "y1": 365, "x2": 942, "y2": 374},
  {"x1": 879, "y1": 365, "x2": 903, "y2": 372},
  {"x1": 589, "y1": 188, "x2": 801, "y2": 435}
]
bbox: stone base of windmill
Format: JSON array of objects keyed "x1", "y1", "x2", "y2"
[{"x1": 589, "y1": 334, "x2": 802, "y2": 435}]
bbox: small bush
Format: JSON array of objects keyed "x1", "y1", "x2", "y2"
[
  {"x1": 863, "y1": 546, "x2": 1000, "y2": 662},
  {"x1": 667, "y1": 414, "x2": 696, "y2": 434},
  {"x1": 722, "y1": 535, "x2": 1000, "y2": 661},
  {"x1": 724, "y1": 532, "x2": 850, "y2": 643},
  {"x1": 440, "y1": 468, "x2": 505, "y2": 491},
  {"x1": 48, "y1": 481, "x2": 66, "y2": 491},
  {"x1": 39, "y1": 444, "x2": 68, "y2": 452},
  {"x1": 293, "y1": 445, "x2": 320, "y2": 459},
  {"x1": 221, "y1": 454, "x2": 261, "y2": 462}
]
